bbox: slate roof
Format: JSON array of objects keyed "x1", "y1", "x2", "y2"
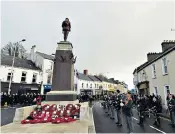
[
  {"x1": 1, "y1": 54, "x2": 41, "y2": 71},
  {"x1": 77, "y1": 73, "x2": 93, "y2": 81},
  {"x1": 94, "y1": 75, "x2": 110, "y2": 82},
  {"x1": 108, "y1": 78, "x2": 115, "y2": 84},
  {"x1": 36, "y1": 51, "x2": 55, "y2": 61},
  {"x1": 133, "y1": 45, "x2": 175, "y2": 74},
  {"x1": 88, "y1": 75, "x2": 101, "y2": 82}
]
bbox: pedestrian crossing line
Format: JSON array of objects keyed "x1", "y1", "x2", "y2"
[
  {"x1": 132, "y1": 117, "x2": 138, "y2": 121},
  {"x1": 150, "y1": 125, "x2": 166, "y2": 134}
]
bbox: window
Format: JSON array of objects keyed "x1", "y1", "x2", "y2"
[
  {"x1": 97, "y1": 84, "x2": 99, "y2": 88},
  {"x1": 82, "y1": 83, "x2": 84, "y2": 88},
  {"x1": 164, "y1": 85, "x2": 170, "y2": 106},
  {"x1": 162, "y1": 58, "x2": 168, "y2": 75},
  {"x1": 21, "y1": 72, "x2": 27, "y2": 82},
  {"x1": 90, "y1": 84, "x2": 92, "y2": 88},
  {"x1": 152, "y1": 64, "x2": 156, "y2": 78},
  {"x1": 95, "y1": 84, "x2": 96, "y2": 88},
  {"x1": 47, "y1": 74, "x2": 52, "y2": 84},
  {"x1": 7, "y1": 72, "x2": 13, "y2": 81},
  {"x1": 87, "y1": 83, "x2": 88, "y2": 88},
  {"x1": 154, "y1": 87, "x2": 158, "y2": 96},
  {"x1": 165, "y1": 85, "x2": 170, "y2": 94},
  {"x1": 32, "y1": 73, "x2": 37, "y2": 83}
]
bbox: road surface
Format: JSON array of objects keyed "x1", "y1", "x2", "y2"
[{"x1": 93, "y1": 102, "x2": 175, "y2": 133}]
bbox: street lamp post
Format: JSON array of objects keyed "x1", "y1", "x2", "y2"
[{"x1": 8, "y1": 39, "x2": 26, "y2": 95}]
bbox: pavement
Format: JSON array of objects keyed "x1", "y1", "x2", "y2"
[
  {"x1": 1, "y1": 120, "x2": 89, "y2": 133},
  {"x1": 1, "y1": 107, "x2": 16, "y2": 126},
  {"x1": 93, "y1": 101, "x2": 175, "y2": 133}
]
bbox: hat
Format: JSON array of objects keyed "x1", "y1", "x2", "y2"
[{"x1": 117, "y1": 90, "x2": 120, "y2": 93}]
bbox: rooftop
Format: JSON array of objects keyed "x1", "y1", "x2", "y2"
[
  {"x1": 88, "y1": 75, "x2": 101, "y2": 82},
  {"x1": 133, "y1": 45, "x2": 175, "y2": 74},
  {"x1": 1, "y1": 54, "x2": 41, "y2": 71},
  {"x1": 36, "y1": 51, "x2": 55, "y2": 61},
  {"x1": 77, "y1": 73, "x2": 93, "y2": 81}
]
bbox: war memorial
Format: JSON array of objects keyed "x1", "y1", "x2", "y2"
[{"x1": 1, "y1": 18, "x2": 95, "y2": 133}]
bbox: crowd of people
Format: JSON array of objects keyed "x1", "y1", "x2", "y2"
[
  {"x1": 101, "y1": 91, "x2": 175, "y2": 134},
  {"x1": 1, "y1": 92, "x2": 46, "y2": 107}
]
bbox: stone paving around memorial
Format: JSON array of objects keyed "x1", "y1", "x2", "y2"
[{"x1": 1, "y1": 120, "x2": 89, "y2": 133}]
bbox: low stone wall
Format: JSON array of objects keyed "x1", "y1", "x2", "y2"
[{"x1": 13, "y1": 105, "x2": 36, "y2": 122}]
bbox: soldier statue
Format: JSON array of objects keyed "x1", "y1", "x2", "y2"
[{"x1": 62, "y1": 18, "x2": 71, "y2": 41}]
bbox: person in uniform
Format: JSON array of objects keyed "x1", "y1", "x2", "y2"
[
  {"x1": 114, "y1": 90, "x2": 123, "y2": 126},
  {"x1": 137, "y1": 95, "x2": 146, "y2": 126},
  {"x1": 168, "y1": 94, "x2": 175, "y2": 127},
  {"x1": 122, "y1": 92, "x2": 134, "y2": 134},
  {"x1": 152, "y1": 96, "x2": 161, "y2": 127},
  {"x1": 109, "y1": 92, "x2": 115, "y2": 119}
]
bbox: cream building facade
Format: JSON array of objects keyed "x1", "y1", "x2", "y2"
[{"x1": 133, "y1": 41, "x2": 175, "y2": 108}]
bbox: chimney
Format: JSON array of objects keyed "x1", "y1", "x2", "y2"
[
  {"x1": 147, "y1": 52, "x2": 162, "y2": 62},
  {"x1": 83, "y1": 70, "x2": 88, "y2": 75},
  {"x1": 30, "y1": 45, "x2": 36, "y2": 62},
  {"x1": 161, "y1": 40, "x2": 175, "y2": 52},
  {"x1": 31, "y1": 45, "x2": 36, "y2": 53}
]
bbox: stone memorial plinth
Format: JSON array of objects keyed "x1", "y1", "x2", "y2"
[{"x1": 46, "y1": 41, "x2": 77, "y2": 101}]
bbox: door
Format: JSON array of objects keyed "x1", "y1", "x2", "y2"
[{"x1": 164, "y1": 85, "x2": 170, "y2": 106}]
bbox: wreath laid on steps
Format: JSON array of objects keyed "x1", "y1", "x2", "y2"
[{"x1": 21, "y1": 104, "x2": 81, "y2": 124}]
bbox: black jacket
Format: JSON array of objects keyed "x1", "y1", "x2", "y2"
[{"x1": 62, "y1": 21, "x2": 71, "y2": 31}]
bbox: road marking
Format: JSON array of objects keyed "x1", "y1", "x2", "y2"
[
  {"x1": 132, "y1": 117, "x2": 138, "y2": 120},
  {"x1": 150, "y1": 125, "x2": 166, "y2": 134}
]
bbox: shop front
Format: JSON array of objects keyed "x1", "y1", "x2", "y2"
[{"x1": 80, "y1": 89, "x2": 93, "y2": 95}]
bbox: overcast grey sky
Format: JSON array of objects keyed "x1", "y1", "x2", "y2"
[{"x1": 1, "y1": 0, "x2": 175, "y2": 89}]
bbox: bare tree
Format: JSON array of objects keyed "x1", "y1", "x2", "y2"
[{"x1": 1, "y1": 42, "x2": 26, "y2": 58}]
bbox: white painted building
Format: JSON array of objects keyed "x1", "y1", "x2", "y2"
[
  {"x1": 133, "y1": 41, "x2": 175, "y2": 108},
  {"x1": 0, "y1": 54, "x2": 42, "y2": 94},
  {"x1": 76, "y1": 70, "x2": 94, "y2": 95},
  {"x1": 29, "y1": 45, "x2": 54, "y2": 94}
]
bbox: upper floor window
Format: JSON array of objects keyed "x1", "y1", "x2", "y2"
[
  {"x1": 32, "y1": 73, "x2": 37, "y2": 83},
  {"x1": 97, "y1": 84, "x2": 99, "y2": 88},
  {"x1": 47, "y1": 74, "x2": 52, "y2": 84},
  {"x1": 87, "y1": 83, "x2": 88, "y2": 88},
  {"x1": 95, "y1": 84, "x2": 96, "y2": 88},
  {"x1": 162, "y1": 58, "x2": 168, "y2": 75},
  {"x1": 21, "y1": 72, "x2": 27, "y2": 82},
  {"x1": 82, "y1": 83, "x2": 84, "y2": 88},
  {"x1": 7, "y1": 72, "x2": 13, "y2": 81},
  {"x1": 90, "y1": 84, "x2": 92, "y2": 88},
  {"x1": 152, "y1": 64, "x2": 156, "y2": 78}
]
